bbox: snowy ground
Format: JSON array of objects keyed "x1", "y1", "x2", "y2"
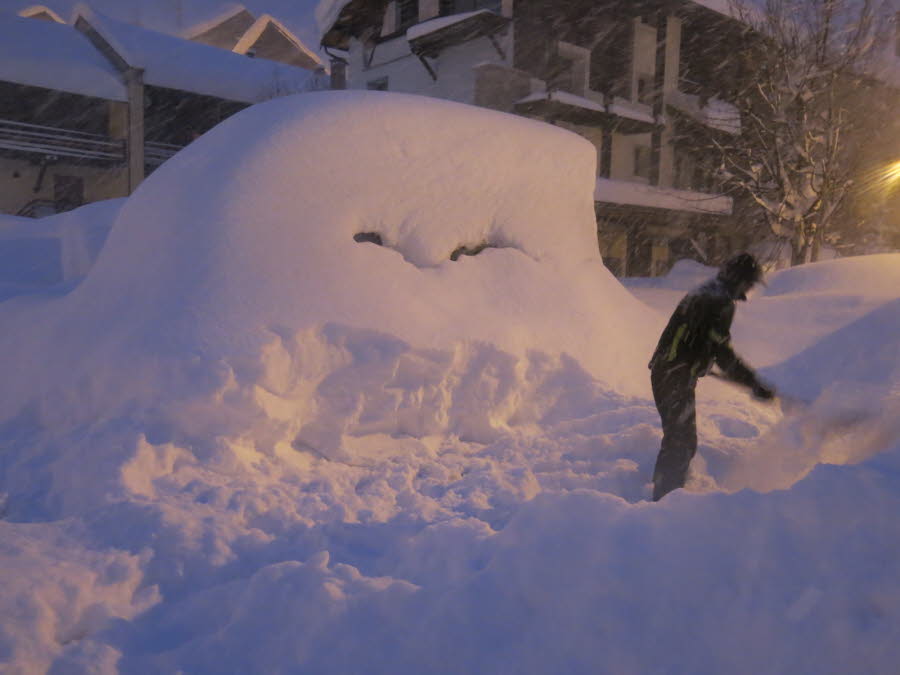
[{"x1": 1, "y1": 92, "x2": 899, "y2": 674}]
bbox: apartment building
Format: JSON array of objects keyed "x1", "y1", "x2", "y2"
[
  {"x1": 322, "y1": 0, "x2": 751, "y2": 276},
  {"x1": 1, "y1": 5, "x2": 321, "y2": 217}
]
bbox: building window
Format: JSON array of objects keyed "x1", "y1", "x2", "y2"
[
  {"x1": 367, "y1": 77, "x2": 389, "y2": 91},
  {"x1": 440, "y1": 0, "x2": 501, "y2": 15},
  {"x1": 397, "y1": 0, "x2": 418, "y2": 30},
  {"x1": 634, "y1": 146, "x2": 652, "y2": 180}
]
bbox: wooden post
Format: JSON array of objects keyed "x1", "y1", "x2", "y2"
[
  {"x1": 600, "y1": 127, "x2": 613, "y2": 178},
  {"x1": 330, "y1": 58, "x2": 347, "y2": 89},
  {"x1": 73, "y1": 16, "x2": 145, "y2": 192},
  {"x1": 650, "y1": 12, "x2": 667, "y2": 187},
  {"x1": 125, "y1": 68, "x2": 145, "y2": 194}
]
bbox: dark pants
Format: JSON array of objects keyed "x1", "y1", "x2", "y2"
[{"x1": 651, "y1": 364, "x2": 697, "y2": 501}]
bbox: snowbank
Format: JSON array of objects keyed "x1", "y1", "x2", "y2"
[
  {"x1": 0, "y1": 199, "x2": 121, "y2": 299},
  {"x1": 0, "y1": 92, "x2": 652, "y2": 445},
  {"x1": 1, "y1": 90, "x2": 898, "y2": 674},
  {"x1": 763, "y1": 253, "x2": 900, "y2": 298},
  {"x1": 0, "y1": 91, "x2": 655, "y2": 524}
]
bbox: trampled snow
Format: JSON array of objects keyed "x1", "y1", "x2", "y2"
[{"x1": 1, "y1": 91, "x2": 899, "y2": 674}]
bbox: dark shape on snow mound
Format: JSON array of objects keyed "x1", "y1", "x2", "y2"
[{"x1": 353, "y1": 232, "x2": 383, "y2": 246}]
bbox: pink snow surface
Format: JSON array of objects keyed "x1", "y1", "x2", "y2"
[{"x1": 0, "y1": 90, "x2": 898, "y2": 675}]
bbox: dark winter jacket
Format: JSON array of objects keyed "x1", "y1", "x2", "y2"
[{"x1": 648, "y1": 277, "x2": 760, "y2": 388}]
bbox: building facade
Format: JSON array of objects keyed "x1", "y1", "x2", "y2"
[
  {"x1": 322, "y1": 0, "x2": 753, "y2": 276},
  {"x1": 1, "y1": 5, "x2": 321, "y2": 218}
]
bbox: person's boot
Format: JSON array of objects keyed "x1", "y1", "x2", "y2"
[{"x1": 652, "y1": 472, "x2": 679, "y2": 501}]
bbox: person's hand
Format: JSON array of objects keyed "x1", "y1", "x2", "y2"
[{"x1": 752, "y1": 382, "x2": 776, "y2": 401}]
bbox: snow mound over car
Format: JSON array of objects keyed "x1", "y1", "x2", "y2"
[
  {"x1": 0, "y1": 91, "x2": 655, "y2": 519},
  {"x1": 20, "y1": 92, "x2": 649, "y2": 408}
]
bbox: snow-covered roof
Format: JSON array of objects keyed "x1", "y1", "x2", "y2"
[
  {"x1": 406, "y1": 10, "x2": 491, "y2": 41},
  {"x1": 179, "y1": 2, "x2": 249, "y2": 39},
  {"x1": 595, "y1": 177, "x2": 733, "y2": 215},
  {"x1": 16, "y1": 4, "x2": 65, "y2": 22},
  {"x1": 0, "y1": 13, "x2": 126, "y2": 100},
  {"x1": 315, "y1": 0, "x2": 353, "y2": 43},
  {"x1": 10, "y1": 1, "x2": 326, "y2": 58},
  {"x1": 233, "y1": 13, "x2": 323, "y2": 68},
  {"x1": 73, "y1": 5, "x2": 314, "y2": 103}
]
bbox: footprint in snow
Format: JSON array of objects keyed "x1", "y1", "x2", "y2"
[{"x1": 710, "y1": 415, "x2": 760, "y2": 439}]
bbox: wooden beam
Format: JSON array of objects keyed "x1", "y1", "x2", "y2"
[
  {"x1": 650, "y1": 11, "x2": 666, "y2": 187},
  {"x1": 487, "y1": 32, "x2": 505, "y2": 60},
  {"x1": 600, "y1": 127, "x2": 613, "y2": 178},
  {"x1": 417, "y1": 55, "x2": 438, "y2": 81},
  {"x1": 74, "y1": 17, "x2": 130, "y2": 73},
  {"x1": 125, "y1": 68, "x2": 145, "y2": 193}
]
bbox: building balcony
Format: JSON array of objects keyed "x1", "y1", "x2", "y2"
[
  {"x1": 667, "y1": 88, "x2": 741, "y2": 136},
  {"x1": 145, "y1": 141, "x2": 183, "y2": 167},
  {"x1": 0, "y1": 118, "x2": 185, "y2": 169},
  {"x1": 514, "y1": 90, "x2": 658, "y2": 134},
  {"x1": 0, "y1": 118, "x2": 125, "y2": 164},
  {"x1": 407, "y1": 10, "x2": 510, "y2": 59},
  {"x1": 594, "y1": 177, "x2": 733, "y2": 216}
]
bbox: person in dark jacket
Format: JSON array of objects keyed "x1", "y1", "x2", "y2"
[{"x1": 649, "y1": 253, "x2": 776, "y2": 501}]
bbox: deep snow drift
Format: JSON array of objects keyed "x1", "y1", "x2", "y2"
[{"x1": 1, "y1": 92, "x2": 899, "y2": 674}]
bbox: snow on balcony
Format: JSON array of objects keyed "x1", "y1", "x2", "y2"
[
  {"x1": 516, "y1": 91, "x2": 657, "y2": 134},
  {"x1": 668, "y1": 89, "x2": 741, "y2": 135},
  {"x1": 595, "y1": 177, "x2": 733, "y2": 215},
  {"x1": 407, "y1": 10, "x2": 510, "y2": 58}
]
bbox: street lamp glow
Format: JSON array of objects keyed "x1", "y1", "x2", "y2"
[
  {"x1": 861, "y1": 160, "x2": 900, "y2": 196},
  {"x1": 885, "y1": 161, "x2": 900, "y2": 186}
]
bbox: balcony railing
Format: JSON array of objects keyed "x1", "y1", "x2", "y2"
[
  {"x1": 0, "y1": 119, "x2": 125, "y2": 163},
  {"x1": 0, "y1": 119, "x2": 185, "y2": 168},
  {"x1": 145, "y1": 141, "x2": 183, "y2": 167},
  {"x1": 668, "y1": 88, "x2": 741, "y2": 136}
]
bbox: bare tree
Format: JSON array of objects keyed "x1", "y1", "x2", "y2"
[{"x1": 711, "y1": 0, "x2": 889, "y2": 265}]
